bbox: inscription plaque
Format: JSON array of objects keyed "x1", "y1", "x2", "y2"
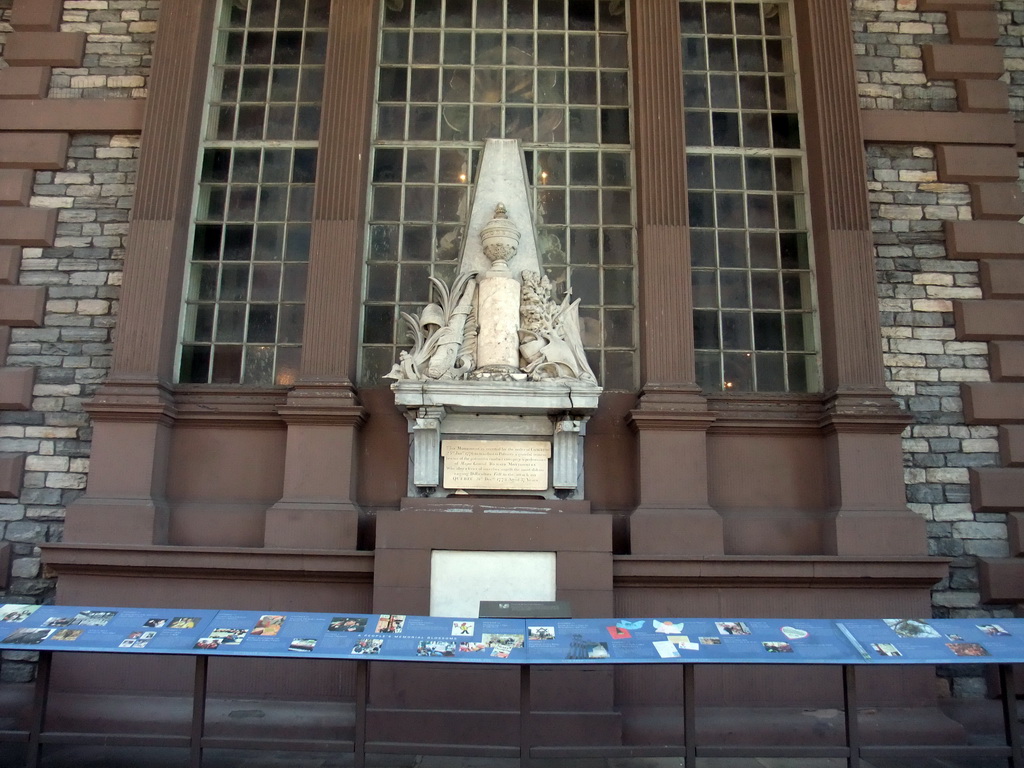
[{"x1": 442, "y1": 439, "x2": 550, "y2": 491}]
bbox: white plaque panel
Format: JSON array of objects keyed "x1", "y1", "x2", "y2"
[
  {"x1": 429, "y1": 550, "x2": 556, "y2": 618},
  {"x1": 441, "y1": 439, "x2": 550, "y2": 491}
]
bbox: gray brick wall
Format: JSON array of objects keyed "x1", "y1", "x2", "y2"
[
  {"x1": 1003, "y1": 1, "x2": 1024, "y2": 117},
  {"x1": 852, "y1": 0, "x2": 957, "y2": 111},
  {"x1": 50, "y1": 0, "x2": 159, "y2": 99},
  {"x1": 0, "y1": 133, "x2": 136, "y2": 681}
]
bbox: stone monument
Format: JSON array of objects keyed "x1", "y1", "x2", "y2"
[{"x1": 387, "y1": 139, "x2": 602, "y2": 499}]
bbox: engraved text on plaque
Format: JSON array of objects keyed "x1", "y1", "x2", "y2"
[{"x1": 441, "y1": 440, "x2": 550, "y2": 491}]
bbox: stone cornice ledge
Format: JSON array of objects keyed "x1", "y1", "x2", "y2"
[
  {"x1": 613, "y1": 555, "x2": 949, "y2": 589},
  {"x1": 41, "y1": 543, "x2": 374, "y2": 582}
]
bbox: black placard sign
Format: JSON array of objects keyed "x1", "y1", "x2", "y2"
[{"x1": 479, "y1": 600, "x2": 572, "y2": 619}]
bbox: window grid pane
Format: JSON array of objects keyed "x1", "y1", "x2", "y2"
[
  {"x1": 361, "y1": 0, "x2": 637, "y2": 390},
  {"x1": 179, "y1": 0, "x2": 330, "y2": 386},
  {"x1": 682, "y1": 0, "x2": 819, "y2": 393}
]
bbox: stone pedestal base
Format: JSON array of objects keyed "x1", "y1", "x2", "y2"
[
  {"x1": 823, "y1": 507, "x2": 928, "y2": 556},
  {"x1": 629, "y1": 505, "x2": 725, "y2": 556},
  {"x1": 63, "y1": 497, "x2": 169, "y2": 546},
  {"x1": 263, "y1": 502, "x2": 359, "y2": 550}
]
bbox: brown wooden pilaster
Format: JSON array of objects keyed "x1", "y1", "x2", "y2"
[
  {"x1": 627, "y1": 0, "x2": 719, "y2": 554},
  {"x1": 265, "y1": 0, "x2": 379, "y2": 547}
]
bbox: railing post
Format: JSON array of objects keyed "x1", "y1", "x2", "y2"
[
  {"x1": 1000, "y1": 664, "x2": 1022, "y2": 767},
  {"x1": 25, "y1": 649, "x2": 51, "y2": 768},
  {"x1": 190, "y1": 654, "x2": 208, "y2": 768},
  {"x1": 683, "y1": 664, "x2": 696, "y2": 768},
  {"x1": 520, "y1": 664, "x2": 532, "y2": 767},
  {"x1": 354, "y1": 660, "x2": 367, "y2": 768},
  {"x1": 843, "y1": 665, "x2": 860, "y2": 768}
]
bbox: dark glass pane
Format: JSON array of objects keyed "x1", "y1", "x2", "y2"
[
  {"x1": 754, "y1": 313, "x2": 784, "y2": 351},
  {"x1": 180, "y1": 344, "x2": 212, "y2": 383},
  {"x1": 746, "y1": 157, "x2": 773, "y2": 190},
  {"x1": 602, "y1": 229, "x2": 632, "y2": 265},
  {"x1": 217, "y1": 68, "x2": 240, "y2": 102},
  {"x1": 711, "y1": 112, "x2": 740, "y2": 146},
  {"x1": 722, "y1": 352, "x2": 753, "y2": 390},
  {"x1": 694, "y1": 309, "x2": 720, "y2": 348},
  {"x1": 599, "y1": 32, "x2": 627, "y2": 67},
  {"x1": 295, "y1": 105, "x2": 321, "y2": 140},
  {"x1": 717, "y1": 230, "x2": 746, "y2": 268},
  {"x1": 255, "y1": 224, "x2": 284, "y2": 260},
  {"x1": 236, "y1": 104, "x2": 267, "y2": 139},
  {"x1": 685, "y1": 111, "x2": 710, "y2": 146},
  {"x1": 604, "y1": 268, "x2": 633, "y2": 305},
  {"x1": 705, "y1": 2, "x2": 733, "y2": 33},
  {"x1": 373, "y1": 186, "x2": 402, "y2": 220},
  {"x1": 716, "y1": 192, "x2": 744, "y2": 228},
  {"x1": 378, "y1": 67, "x2": 408, "y2": 102},
  {"x1": 709, "y1": 74, "x2": 737, "y2": 108},
  {"x1": 692, "y1": 270, "x2": 717, "y2": 307},
  {"x1": 508, "y1": 0, "x2": 535, "y2": 28},
  {"x1": 570, "y1": 189, "x2": 599, "y2": 225},
  {"x1": 734, "y1": 3, "x2": 762, "y2": 34},
  {"x1": 410, "y1": 68, "x2": 439, "y2": 101},
  {"x1": 477, "y1": 0, "x2": 503, "y2": 28},
  {"x1": 303, "y1": 31, "x2": 328, "y2": 65},
  {"x1": 780, "y1": 232, "x2": 808, "y2": 269},
  {"x1": 568, "y1": 35, "x2": 596, "y2": 66},
  {"x1": 274, "y1": 30, "x2": 301, "y2": 64},
  {"x1": 193, "y1": 225, "x2": 223, "y2": 260},
  {"x1": 278, "y1": 0, "x2": 305, "y2": 26},
  {"x1": 373, "y1": 149, "x2": 403, "y2": 183},
  {"x1": 690, "y1": 229, "x2": 715, "y2": 268},
  {"x1": 570, "y1": 152, "x2": 599, "y2": 185},
  {"x1": 747, "y1": 194, "x2": 775, "y2": 228},
  {"x1": 193, "y1": 304, "x2": 215, "y2": 341},
  {"x1": 293, "y1": 148, "x2": 318, "y2": 183},
  {"x1": 223, "y1": 225, "x2": 254, "y2": 260},
  {"x1": 219, "y1": 265, "x2": 250, "y2": 301},
  {"x1": 248, "y1": 304, "x2": 278, "y2": 342},
  {"x1": 737, "y1": 39, "x2": 764, "y2": 72},
  {"x1": 688, "y1": 192, "x2": 714, "y2": 228},
  {"x1": 714, "y1": 156, "x2": 742, "y2": 189},
  {"x1": 380, "y1": 30, "x2": 409, "y2": 64},
  {"x1": 259, "y1": 186, "x2": 289, "y2": 220},
  {"x1": 212, "y1": 343, "x2": 243, "y2": 382},
  {"x1": 266, "y1": 104, "x2": 295, "y2": 139},
  {"x1": 602, "y1": 189, "x2": 631, "y2": 226},
  {"x1": 599, "y1": 71, "x2": 628, "y2": 105},
  {"x1": 785, "y1": 313, "x2": 808, "y2": 351},
  {"x1": 405, "y1": 186, "x2": 434, "y2": 221},
  {"x1": 679, "y1": 2, "x2": 705, "y2": 33},
  {"x1": 787, "y1": 355, "x2": 810, "y2": 392},
  {"x1": 537, "y1": 33, "x2": 566, "y2": 65},
  {"x1": 755, "y1": 353, "x2": 785, "y2": 390},
  {"x1": 285, "y1": 224, "x2": 311, "y2": 261},
  {"x1": 363, "y1": 305, "x2": 395, "y2": 344},
  {"x1": 569, "y1": 71, "x2": 597, "y2": 104},
  {"x1": 771, "y1": 113, "x2": 801, "y2": 149},
  {"x1": 202, "y1": 149, "x2": 231, "y2": 183},
  {"x1": 568, "y1": 0, "x2": 596, "y2": 30},
  {"x1": 197, "y1": 266, "x2": 219, "y2": 301},
  {"x1": 604, "y1": 351, "x2": 634, "y2": 391},
  {"x1": 600, "y1": 109, "x2": 629, "y2": 143},
  {"x1": 289, "y1": 185, "x2": 315, "y2": 220},
  {"x1": 742, "y1": 112, "x2": 770, "y2": 147},
  {"x1": 414, "y1": 0, "x2": 442, "y2": 26},
  {"x1": 262, "y1": 149, "x2": 291, "y2": 183},
  {"x1": 227, "y1": 186, "x2": 258, "y2": 220},
  {"x1": 721, "y1": 312, "x2": 750, "y2": 349},
  {"x1": 719, "y1": 271, "x2": 748, "y2": 309},
  {"x1": 444, "y1": 32, "x2": 472, "y2": 64},
  {"x1": 366, "y1": 263, "x2": 398, "y2": 302},
  {"x1": 282, "y1": 263, "x2": 307, "y2": 302},
  {"x1": 539, "y1": 189, "x2": 566, "y2": 224},
  {"x1": 217, "y1": 305, "x2": 246, "y2": 342},
  {"x1": 682, "y1": 37, "x2": 706, "y2": 70},
  {"x1": 409, "y1": 105, "x2": 438, "y2": 140},
  {"x1": 687, "y1": 155, "x2": 712, "y2": 189},
  {"x1": 749, "y1": 232, "x2": 778, "y2": 269},
  {"x1": 445, "y1": 0, "x2": 473, "y2": 27},
  {"x1": 241, "y1": 68, "x2": 269, "y2": 101},
  {"x1": 683, "y1": 74, "x2": 708, "y2": 108},
  {"x1": 707, "y1": 38, "x2": 735, "y2": 70},
  {"x1": 378, "y1": 105, "x2": 406, "y2": 140},
  {"x1": 739, "y1": 74, "x2": 767, "y2": 109},
  {"x1": 251, "y1": 263, "x2": 282, "y2": 301},
  {"x1": 766, "y1": 39, "x2": 784, "y2": 72},
  {"x1": 695, "y1": 351, "x2": 720, "y2": 390},
  {"x1": 751, "y1": 272, "x2": 779, "y2": 309},
  {"x1": 602, "y1": 152, "x2": 630, "y2": 186},
  {"x1": 403, "y1": 226, "x2": 432, "y2": 260},
  {"x1": 604, "y1": 308, "x2": 633, "y2": 347},
  {"x1": 570, "y1": 266, "x2": 600, "y2": 306},
  {"x1": 245, "y1": 31, "x2": 274, "y2": 64},
  {"x1": 568, "y1": 108, "x2": 598, "y2": 142},
  {"x1": 571, "y1": 228, "x2": 600, "y2": 264},
  {"x1": 278, "y1": 306, "x2": 304, "y2": 344}
]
